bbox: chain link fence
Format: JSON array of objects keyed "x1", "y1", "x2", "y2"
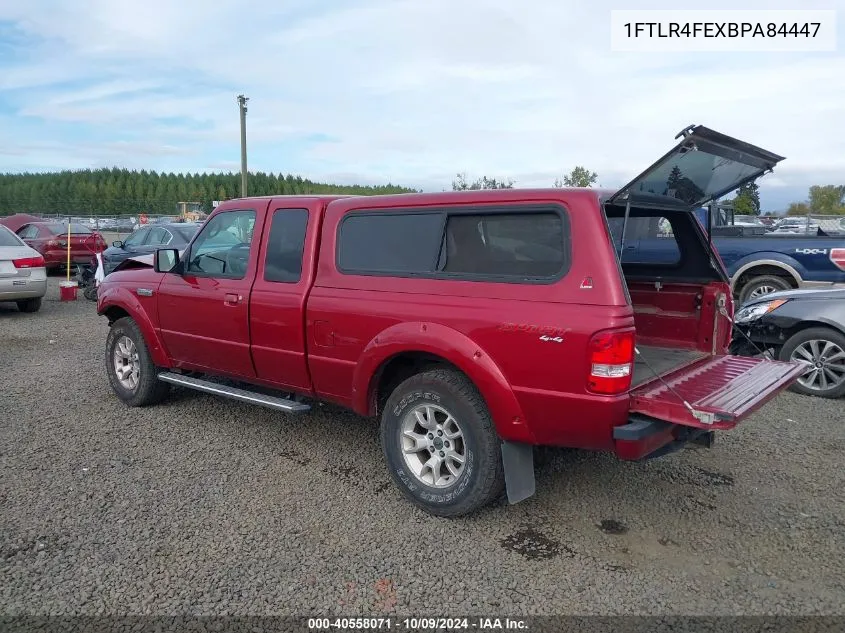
[{"x1": 766, "y1": 214, "x2": 845, "y2": 235}]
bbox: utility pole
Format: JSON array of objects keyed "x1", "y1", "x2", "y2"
[{"x1": 237, "y1": 94, "x2": 249, "y2": 197}]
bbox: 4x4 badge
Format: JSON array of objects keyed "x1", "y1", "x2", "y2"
[{"x1": 539, "y1": 335, "x2": 564, "y2": 343}]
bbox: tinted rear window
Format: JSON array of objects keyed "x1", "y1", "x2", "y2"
[
  {"x1": 45, "y1": 223, "x2": 91, "y2": 234},
  {"x1": 0, "y1": 226, "x2": 23, "y2": 247},
  {"x1": 442, "y1": 213, "x2": 566, "y2": 277},
  {"x1": 337, "y1": 206, "x2": 569, "y2": 281},
  {"x1": 338, "y1": 213, "x2": 443, "y2": 273},
  {"x1": 173, "y1": 225, "x2": 200, "y2": 241}
]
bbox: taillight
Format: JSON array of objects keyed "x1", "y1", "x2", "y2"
[
  {"x1": 587, "y1": 329, "x2": 635, "y2": 395},
  {"x1": 831, "y1": 248, "x2": 845, "y2": 271},
  {"x1": 13, "y1": 256, "x2": 46, "y2": 269}
]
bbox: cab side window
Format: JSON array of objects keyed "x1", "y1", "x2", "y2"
[
  {"x1": 187, "y1": 210, "x2": 256, "y2": 278},
  {"x1": 264, "y1": 209, "x2": 308, "y2": 283}
]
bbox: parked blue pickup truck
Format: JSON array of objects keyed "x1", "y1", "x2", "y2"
[
  {"x1": 610, "y1": 190, "x2": 845, "y2": 306},
  {"x1": 701, "y1": 209, "x2": 845, "y2": 303}
]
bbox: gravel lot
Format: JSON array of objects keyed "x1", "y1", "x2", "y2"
[{"x1": 1, "y1": 278, "x2": 844, "y2": 617}]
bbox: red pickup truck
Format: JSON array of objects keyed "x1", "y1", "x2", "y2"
[{"x1": 98, "y1": 125, "x2": 804, "y2": 516}]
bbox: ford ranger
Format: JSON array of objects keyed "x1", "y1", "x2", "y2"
[{"x1": 97, "y1": 125, "x2": 804, "y2": 516}]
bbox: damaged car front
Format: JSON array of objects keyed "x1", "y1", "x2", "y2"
[{"x1": 730, "y1": 288, "x2": 845, "y2": 398}]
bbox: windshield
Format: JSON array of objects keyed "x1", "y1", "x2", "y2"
[
  {"x1": 45, "y1": 223, "x2": 92, "y2": 235},
  {"x1": 0, "y1": 225, "x2": 24, "y2": 246}
]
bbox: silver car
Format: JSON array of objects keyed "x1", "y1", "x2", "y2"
[{"x1": 0, "y1": 224, "x2": 47, "y2": 312}]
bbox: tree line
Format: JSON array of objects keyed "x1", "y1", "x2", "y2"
[
  {"x1": 734, "y1": 183, "x2": 845, "y2": 216},
  {"x1": 3, "y1": 166, "x2": 840, "y2": 218},
  {"x1": 0, "y1": 168, "x2": 417, "y2": 216},
  {"x1": 451, "y1": 166, "x2": 598, "y2": 191}
]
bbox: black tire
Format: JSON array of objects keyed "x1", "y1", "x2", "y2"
[
  {"x1": 16, "y1": 297, "x2": 42, "y2": 313},
  {"x1": 779, "y1": 327, "x2": 845, "y2": 399},
  {"x1": 738, "y1": 275, "x2": 792, "y2": 305},
  {"x1": 105, "y1": 317, "x2": 170, "y2": 406},
  {"x1": 83, "y1": 285, "x2": 98, "y2": 301},
  {"x1": 380, "y1": 368, "x2": 505, "y2": 517}
]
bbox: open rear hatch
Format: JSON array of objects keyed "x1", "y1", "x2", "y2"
[
  {"x1": 630, "y1": 354, "x2": 804, "y2": 430},
  {"x1": 606, "y1": 124, "x2": 785, "y2": 209},
  {"x1": 606, "y1": 124, "x2": 798, "y2": 430}
]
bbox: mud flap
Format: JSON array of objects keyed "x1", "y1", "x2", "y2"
[{"x1": 501, "y1": 441, "x2": 535, "y2": 504}]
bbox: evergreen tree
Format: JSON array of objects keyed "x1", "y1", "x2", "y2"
[
  {"x1": 732, "y1": 181, "x2": 761, "y2": 215},
  {"x1": 0, "y1": 168, "x2": 416, "y2": 215}
]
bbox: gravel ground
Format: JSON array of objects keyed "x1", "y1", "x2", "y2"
[{"x1": 1, "y1": 278, "x2": 844, "y2": 617}]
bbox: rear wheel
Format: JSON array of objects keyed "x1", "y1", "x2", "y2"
[
  {"x1": 738, "y1": 275, "x2": 792, "y2": 305},
  {"x1": 380, "y1": 368, "x2": 504, "y2": 517},
  {"x1": 16, "y1": 297, "x2": 42, "y2": 313},
  {"x1": 779, "y1": 327, "x2": 845, "y2": 399},
  {"x1": 106, "y1": 317, "x2": 170, "y2": 406}
]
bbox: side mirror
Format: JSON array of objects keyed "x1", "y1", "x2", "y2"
[
  {"x1": 154, "y1": 248, "x2": 180, "y2": 273},
  {"x1": 113, "y1": 240, "x2": 123, "y2": 248}
]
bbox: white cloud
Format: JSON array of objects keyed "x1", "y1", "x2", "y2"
[{"x1": 0, "y1": 0, "x2": 843, "y2": 209}]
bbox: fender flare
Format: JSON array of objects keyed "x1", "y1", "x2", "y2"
[
  {"x1": 351, "y1": 322, "x2": 535, "y2": 443},
  {"x1": 729, "y1": 255, "x2": 804, "y2": 293},
  {"x1": 98, "y1": 287, "x2": 172, "y2": 368}
]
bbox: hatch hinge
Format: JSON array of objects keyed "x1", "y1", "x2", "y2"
[{"x1": 674, "y1": 124, "x2": 698, "y2": 139}]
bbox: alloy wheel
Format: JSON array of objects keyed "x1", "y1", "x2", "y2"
[
  {"x1": 790, "y1": 339, "x2": 845, "y2": 392},
  {"x1": 112, "y1": 336, "x2": 140, "y2": 391},
  {"x1": 400, "y1": 404, "x2": 466, "y2": 488}
]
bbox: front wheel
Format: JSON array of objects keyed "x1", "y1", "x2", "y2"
[
  {"x1": 380, "y1": 368, "x2": 505, "y2": 517},
  {"x1": 779, "y1": 327, "x2": 845, "y2": 399},
  {"x1": 105, "y1": 317, "x2": 170, "y2": 406}
]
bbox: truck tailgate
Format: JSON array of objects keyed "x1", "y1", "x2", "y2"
[{"x1": 630, "y1": 355, "x2": 804, "y2": 430}]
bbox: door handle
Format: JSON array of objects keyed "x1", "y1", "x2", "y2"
[{"x1": 224, "y1": 293, "x2": 241, "y2": 306}]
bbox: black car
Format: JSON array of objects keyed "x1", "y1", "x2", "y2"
[
  {"x1": 102, "y1": 223, "x2": 200, "y2": 275},
  {"x1": 730, "y1": 288, "x2": 845, "y2": 398}
]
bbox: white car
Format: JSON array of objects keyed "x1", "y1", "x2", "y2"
[
  {"x1": 732, "y1": 215, "x2": 765, "y2": 227},
  {"x1": 0, "y1": 224, "x2": 47, "y2": 312}
]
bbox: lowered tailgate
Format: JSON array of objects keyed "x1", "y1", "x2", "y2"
[{"x1": 630, "y1": 355, "x2": 803, "y2": 430}]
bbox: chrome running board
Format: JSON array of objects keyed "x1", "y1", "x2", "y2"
[{"x1": 157, "y1": 372, "x2": 311, "y2": 413}]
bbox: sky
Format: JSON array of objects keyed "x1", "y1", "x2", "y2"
[{"x1": 0, "y1": 0, "x2": 843, "y2": 212}]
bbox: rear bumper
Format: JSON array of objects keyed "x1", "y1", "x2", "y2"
[
  {"x1": 0, "y1": 278, "x2": 47, "y2": 301},
  {"x1": 613, "y1": 414, "x2": 715, "y2": 460}
]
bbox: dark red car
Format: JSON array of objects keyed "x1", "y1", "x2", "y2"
[
  {"x1": 16, "y1": 222, "x2": 107, "y2": 270},
  {"x1": 97, "y1": 125, "x2": 805, "y2": 517}
]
